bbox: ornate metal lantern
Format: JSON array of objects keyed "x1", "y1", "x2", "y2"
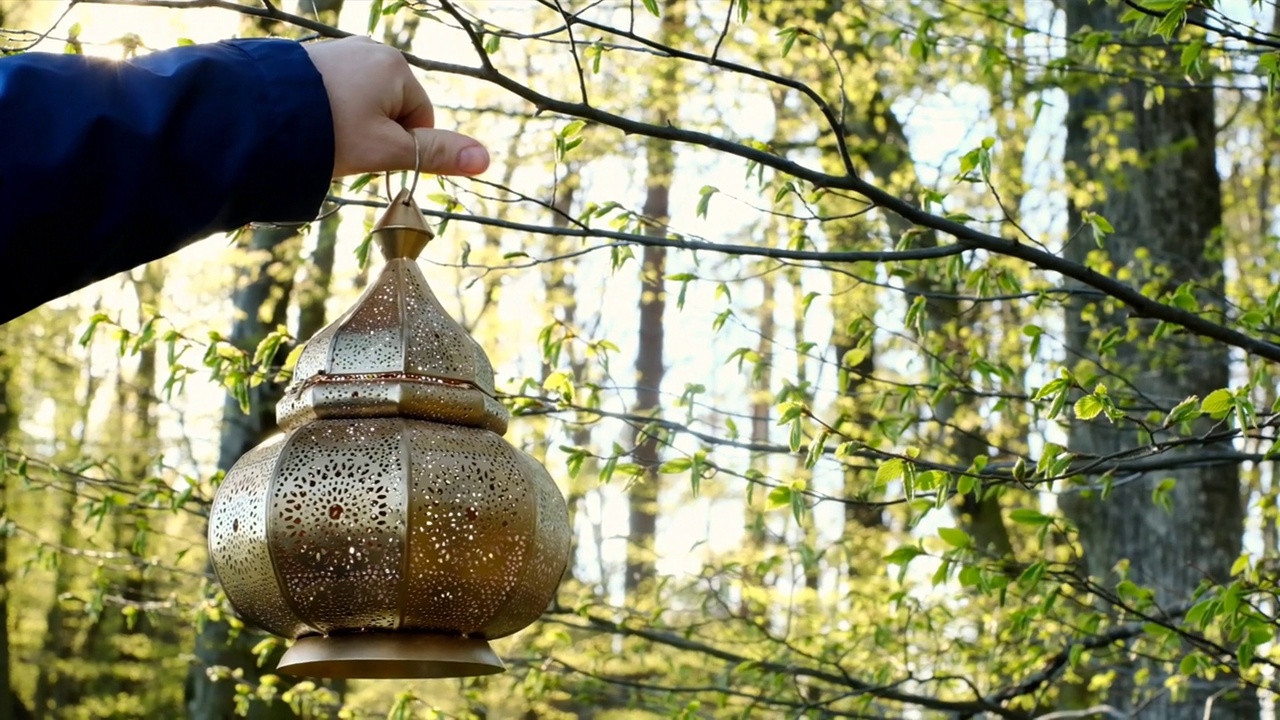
[{"x1": 208, "y1": 190, "x2": 572, "y2": 679}]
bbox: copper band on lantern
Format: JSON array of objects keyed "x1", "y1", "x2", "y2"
[{"x1": 207, "y1": 189, "x2": 572, "y2": 679}]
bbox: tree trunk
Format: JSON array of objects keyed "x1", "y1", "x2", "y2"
[
  {"x1": 186, "y1": 227, "x2": 300, "y2": 720},
  {"x1": 32, "y1": 346, "x2": 102, "y2": 719},
  {"x1": 740, "y1": 269, "x2": 775, "y2": 614},
  {"x1": 0, "y1": 325, "x2": 30, "y2": 719},
  {"x1": 780, "y1": 1, "x2": 1015, "y2": 560},
  {"x1": 73, "y1": 265, "x2": 166, "y2": 715},
  {"x1": 295, "y1": 193, "x2": 340, "y2": 344},
  {"x1": 1059, "y1": 2, "x2": 1253, "y2": 716},
  {"x1": 625, "y1": 0, "x2": 684, "y2": 597},
  {"x1": 539, "y1": 176, "x2": 587, "y2": 587}
]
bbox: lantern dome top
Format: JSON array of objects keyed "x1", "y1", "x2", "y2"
[{"x1": 276, "y1": 190, "x2": 508, "y2": 435}]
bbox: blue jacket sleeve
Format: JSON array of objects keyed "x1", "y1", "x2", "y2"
[{"x1": 0, "y1": 39, "x2": 336, "y2": 324}]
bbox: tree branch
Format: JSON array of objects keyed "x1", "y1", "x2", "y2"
[
  {"x1": 328, "y1": 195, "x2": 969, "y2": 264},
  {"x1": 77, "y1": 0, "x2": 1280, "y2": 363},
  {"x1": 545, "y1": 611, "x2": 1023, "y2": 718}
]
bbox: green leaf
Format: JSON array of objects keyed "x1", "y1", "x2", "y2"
[
  {"x1": 1164, "y1": 395, "x2": 1202, "y2": 426},
  {"x1": 542, "y1": 370, "x2": 574, "y2": 401},
  {"x1": 775, "y1": 401, "x2": 806, "y2": 426},
  {"x1": 658, "y1": 458, "x2": 692, "y2": 474},
  {"x1": 1239, "y1": 642, "x2": 1256, "y2": 669},
  {"x1": 1018, "y1": 560, "x2": 1046, "y2": 589},
  {"x1": 1074, "y1": 394, "x2": 1104, "y2": 421},
  {"x1": 788, "y1": 421, "x2": 803, "y2": 453},
  {"x1": 1032, "y1": 378, "x2": 1067, "y2": 401},
  {"x1": 78, "y1": 312, "x2": 110, "y2": 347},
  {"x1": 1230, "y1": 554, "x2": 1250, "y2": 577},
  {"x1": 1083, "y1": 211, "x2": 1114, "y2": 247},
  {"x1": 1009, "y1": 508, "x2": 1051, "y2": 526},
  {"x1": 1151, "y1": 478, "x2": 1176, "y2": 512},
  {"x1": 904, "y1": 296, "x2": 926, "y2": 333},
  {"x1": 559, "y1": 119, "x2": 586, "y2": 138},
  {"x1": 876, "y1": 459, "x2": 905, "y2": 487},
  {"x1": 1154, "y1": 7, "x2": 1185, "y2": 39},
  {"x1": 776, "y1": 27, "x2": 800, "y2": 57},
  {"x1": 598, "y1": 453, "x2": 618, "y2": 484},
  {"x1": 841, "y1": 347, "x2": 869, "y2": 371},
  {"x1": 1262, "y1": 53, "x2": 1280, "y2": 95},
  {"x1": 1201, "y1": 388, "x2": 1233, "y2": 419},
  {"x1": 367, "y1": 0, "x2": 384, "y2": 34},
  {"x1": 1180, "y1": 39, "x2": 1204, "y2": 75},
  {"x1": 641, "y1": 0, "x2": 660, "y2": 17},
  {"x1": 696, "y1": 185, "x2": 717, "y2": 218},
  {"x1": 804, "y1": 431, "x2": 828, "y2": 469},
  {"x1": 938, "y1": 526, "x2": 971, "y2": 549},
  {"x1": 389, "y1": 691, "x2": 416, "y2": 720},
  {"x1": 884, "y1": 545, "x2": 922, "y2": 566},
  {"x1": 348, "y1": 173, "x2": 376, "y2": 193},
  {"x1": 1171, "y1": 283, "x2": 1199, "y2": 311},
  {"x1": 766, "y1": 485, "x2": 791, "y2": 510}
]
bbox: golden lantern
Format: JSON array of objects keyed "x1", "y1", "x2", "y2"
[{"x1": 208, "y1": 189, "x2": 571, "y2": 679}]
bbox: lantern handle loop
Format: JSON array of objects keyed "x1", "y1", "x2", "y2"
[{"x1": 385, "y1": 133, "x2": 422, "y2": 205}]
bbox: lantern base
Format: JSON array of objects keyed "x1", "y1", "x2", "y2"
[{"x1": 277, "y1": 633, "x2": 505, "y2": 679}]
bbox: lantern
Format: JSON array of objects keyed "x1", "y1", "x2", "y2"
[{"x1": 207, "y1": 190, "x2": 572, "y2": 679}]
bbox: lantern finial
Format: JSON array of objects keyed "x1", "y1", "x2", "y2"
[{"x1": 372, "y1": 188, "x2": 433, "y2": 260}]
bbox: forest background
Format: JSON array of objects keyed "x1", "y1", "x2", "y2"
[{"x1": 3, "y1": 0, "x2": 1278, "y2": 718}]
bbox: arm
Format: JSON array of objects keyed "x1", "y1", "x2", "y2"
[
  {"x1": 0, "y1": 37, "x2": 490, "y2": 325},
  {"x1": 0, "y1": 40, "x2": 334, "y2": 324}
]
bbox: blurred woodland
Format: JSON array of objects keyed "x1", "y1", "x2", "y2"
[{"x1": 4, "y1": 0, "x2": 1280, "y2": 717}]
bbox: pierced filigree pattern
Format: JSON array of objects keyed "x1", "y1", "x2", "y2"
[
  {"x1": 402, "y1": 422, "x2": 534, "y2": 634},
  {"x1": 330, "y1": 272, "x2": 403, "y2": 375},
  {"x1": 209, "y1": 436, "x2": 306, "y2": 638},
  {"x1": 269, "y1": 420, "x2": 407, "y2": 633},
  {"x1": 401, "y1": 265, "x2": 479, "y2": 389}
]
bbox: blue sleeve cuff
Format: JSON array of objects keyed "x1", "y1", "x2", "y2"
[{"x1": 224, "y1": 39, "x2": 335, "y2": 224}]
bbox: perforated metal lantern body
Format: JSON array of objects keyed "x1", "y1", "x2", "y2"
[{"x1": 208, "y1": 191, "x2": 571, "y2": 679}]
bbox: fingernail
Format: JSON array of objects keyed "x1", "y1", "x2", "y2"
[{"x1": 458, "y1": 146, "x2": 490, "y2": 174}]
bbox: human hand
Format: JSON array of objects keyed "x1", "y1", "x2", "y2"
[{"x1": 303, "y1": 36, "x2": 490, "y2": 178}]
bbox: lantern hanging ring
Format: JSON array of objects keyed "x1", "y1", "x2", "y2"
[{"x1": 385, "y1": 132, "x2": 421, "y2": 205}]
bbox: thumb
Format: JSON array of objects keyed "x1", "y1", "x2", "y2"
[{"x1": 407, "y1": 127, "x2": 491, "y2": 176}]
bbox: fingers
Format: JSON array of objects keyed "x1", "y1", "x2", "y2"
[
  {"x1": 393, "y1": 75, "x2": 486, "y2": 175},
  {"x1": 385, "y1": 55, "x2": 484, "y2": 174},
  {"x1": 409, "y1": 128, "x2": 490, "y2": 176},
  {"x1": 396, "y1": 67, "x2": 436, "y2": 130},
  {"x1": 307, "y1": 33, "x2": 489, "y2": 178}
]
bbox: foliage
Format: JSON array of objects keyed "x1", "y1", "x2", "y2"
[{"x1": 5, "y1": 0, "x2": 1280, "y2": 717}]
